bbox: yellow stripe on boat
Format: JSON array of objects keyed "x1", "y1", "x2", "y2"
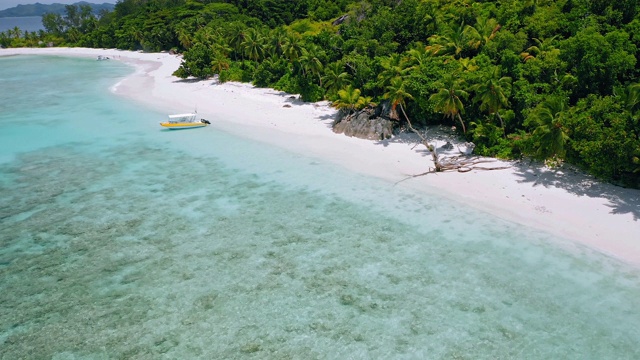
[{"x1": 160, "y1": 122, "x2": 208, "y2": 129}]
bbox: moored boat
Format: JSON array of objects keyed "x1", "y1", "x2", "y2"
[{"x1": 160, "y1": 113, "x2": 210, "y2": 129}]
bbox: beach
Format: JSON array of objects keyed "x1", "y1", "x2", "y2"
[{"x1": 3, "y1": 47, "x2": 639, "y2": 267}]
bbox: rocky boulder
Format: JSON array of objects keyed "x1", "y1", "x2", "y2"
[
  {"x1": 332, "y1": 14, "x2": 349, "y2": 26},
  {"x1": 332, "y1": 102, "x2": 396, "y2": 140}
]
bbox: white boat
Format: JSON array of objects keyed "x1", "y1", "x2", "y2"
[
  {"x1": 97, "y1": 55, "x2": 110, "y2": 61},
  {"x1": 160, "y1": 113, "x2": 210, "y2": 129}
]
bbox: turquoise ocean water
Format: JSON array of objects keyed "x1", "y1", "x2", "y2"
[{"x1": 1, "y1": 55, "x2": 640, "y2": 359}]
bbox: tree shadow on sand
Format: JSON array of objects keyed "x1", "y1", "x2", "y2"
[
  {"x1": 512, "y1": 162, "x2": 640, "y2": 221},
  {"x1": 172, "y1": 78, "x2": 204, "y2": 83},
  {"x1": 373, "y1": 126, "x2": 477, "y2": 164}
]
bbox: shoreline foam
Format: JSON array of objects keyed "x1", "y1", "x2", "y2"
[{"x1": 3, "y1": 47, "x2": 639, "y2": 267}]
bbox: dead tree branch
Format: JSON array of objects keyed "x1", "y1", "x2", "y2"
[{"x1": 398, "y1": 106, "x2": 510, "y2": 183}]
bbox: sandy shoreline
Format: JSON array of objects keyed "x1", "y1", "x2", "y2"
[{"x1": 3, "y1": 47, "x2": 640, "y2": 267}]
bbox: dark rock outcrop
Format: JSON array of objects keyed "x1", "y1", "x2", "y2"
[
  {"x1": 332, "y1": 102, "x2": 396, "y2": 140},
  {"x1": 332, "y1": 15, "x2": 349, "y2": 26}
]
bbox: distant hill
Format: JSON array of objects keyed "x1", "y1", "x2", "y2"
[{"x1": 0, "y1": 2, "x2": 115, "y2": 17}]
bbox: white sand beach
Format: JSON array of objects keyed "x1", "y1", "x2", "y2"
[{"x1": 3, "y1": 47, "x2": 640, "y2": 267}]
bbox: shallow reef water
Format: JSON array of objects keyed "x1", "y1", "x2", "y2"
[{"x1": 1, "y1": 56, "x2": 640, "y2": 359}]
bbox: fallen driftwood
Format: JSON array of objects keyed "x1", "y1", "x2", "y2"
[{"x1": 398, "y1": 106, "x2": 510, "y2": 183}]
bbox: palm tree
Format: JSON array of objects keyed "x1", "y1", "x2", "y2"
[
  {"x1": 299, "y1": 44, "x2": 324, "y2": 86},
  {"x1": 430, "y1": 75, "x2": 469, "y2": 133},
  {"x1": 458, "y1": 57, "x2": 479, "y2": 72},
  {"x1": 66, "y1": 27, "x2": 81, "y2": 43},
  {"x1": 417, "y1": 3, "x2": 440, "y2": 35},
  {"x1": 266, "y1": 27, "x2": 288, "y2": 58},
  {"x1": 227, "y1": 24, "x2": 246, "y2": 60},
  {"x1": 11, "y1": 26, "x2": 22, "y2": 39},
  {"x1": 463, "y1": 16, "x2": 500, "y2": 51},
  {"x1": 377, "y1": 53, "x2": 409, "y2": 89},
  {"x1": 0, "y1": 31, "x2": 10, "y2": 47},
  {"x1": 241, "y1": 28, "x2": 264, "y2": 62},
  {"x1": 385, "y1": 75, "x2": 444, "y2": 171},
  {"x1": 175, "y1": 24, "x2": 192, "y2": 49},
  {"x1": 520, "y1": 36, "x2": 559, "y2": 62},
  {"x1": 472, "y1": 67, "x2": 512, "y2": 134},
  {"x1": 383, "y1": 77, "x2": 413, "y2": 121},
  {"x1": 525, "y1": 96, "x2": 569, "y2": 160},
  {"x1": 322, "y1": 61, "x2": 352, "y2": 99},
  {"x1": 192, "y1": 28, "x2": 209, "y2": 46},
  {"x1": 212, "y1": 39, "x2": 232, "y2": 59},
  {"x1": 194, "y1": 14, "x2": 207, "y2": 29},
  {"x1": 282, "y1": 32, "x2": 303, "y2": 63},
  {"x1": 332, "y1": 85, "x2": 371, "y2": 115},
  {"x1": 132, "y1": 27, "x2": 144, "y2": 49},
  {"x1": 210, "y1": 52, "x2": 230, "y2": 75},
  {"x1": 426, "y1": 21, "x2": 466, "y2": 58},
  {"x1": 616, "y1": 82, "x2": 640, "y2": 115},
  {"x1": 405, "y1": 43, "x2": 430, "y2": 69}
]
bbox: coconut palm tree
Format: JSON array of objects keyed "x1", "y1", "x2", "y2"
[
  {"x1": 405, "y1": 42, "x2": 430, "y2": 69},
  {"x1": 194, "y1": 14, "x2": 207, "y2": 29},
  {"x1": 472, "y1": 67, "x2": 512, "y2": 133},
  {"x1": 282, "y1": 32, "x2": 303, "y2": 63},
  {"x1": 210, "y1": 52, "x2": 230, "y2": 75},
  {"x1": 66, "y1": 27, "x2": 81, "y2": 43},
  {"x1": 322, "y1": 61, "x2": 352, "y2": 99},
  {"x1": 520, "y1": 36, "x2": 559, "y2": 62},
  {"x1": 131, "y1": 27, "x2": 144, "y2": 49},
  {"x1": 457, "y1": 57, "x2": 479, "y2": 73},
  {"x1": 332, "y1": 85, "x2": 371, "y2": 115},
  {"x1": 212, "y1": 38, "x2": 232, "y2": 59},
  {"x1": 241, "y1": 28, "x2": 264, "y2": 62},
  {"x1": 426, "y1": 21, "x2": 467, "y2": 58},
  {"x1": 383, "y1": 77, "x2": 414, "y2": 121},
  {"x1": 430, "y1": 74, "x2": 469, "y2": 133},
  {"x1": 377, "y1": 53, "x2": 409, "y2": 88},
  {"x1": 11, "y1": 26, "x2": 22, "y2": 39},
  {"x1": 615, "y1": 82, "x2": 640, "y2": 115},
  {"x1": 266, "y1": 27, "x2": 288, "y2": 58},
  {"x1": 299, "y1": 44, "x2": 324, "y2": 86},
  {"x1": 464, "y1": 16, "x2": 500, "y2": 51},
  {"x1": 525, "y1": 96, "x2": 569, "y2": 160},
  {"x1": 175, "y1": 24, "x2": 192, "y2": 49},
  {"x1": 192, "y1": 27, "x2": 208, "y2": 46},
  {"x1": 385, "y1": 75, "x2": 446, "y2": 171},
  {"x1": 227, "y1": 24, "x2": 246, "y2": 60},
  {"x1": 0, "y1": 31, "x2": 10, "y2": 47}
]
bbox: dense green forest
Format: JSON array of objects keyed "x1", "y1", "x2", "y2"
[{"x1": 2, "y1": 0, "x2": 639, "y2": 187}]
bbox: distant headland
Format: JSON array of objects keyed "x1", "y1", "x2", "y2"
[{"x1": 0, "y1": 2, "x2": 114, "y2": 17}]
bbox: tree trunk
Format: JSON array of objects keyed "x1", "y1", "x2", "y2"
[
  {"x1": 396, "y1": 104, "x2": 509, "y2": 180},
  {"x1": 496, "y1": 112, "x2": 506, "y2": 138},
  {"x1": 400, "y1": 104, "x2": 443, "y2": 171},
  {"x1": 456, "y1": 113, "x2": 466, "y2": 133}
]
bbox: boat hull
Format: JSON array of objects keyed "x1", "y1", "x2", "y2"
[{"x1": 160, "y1": 122, "x2": 208, "y2": 129}]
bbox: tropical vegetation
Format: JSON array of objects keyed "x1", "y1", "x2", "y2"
[{"x1": 2, "y1": 0, "x2": 639, "y2": 187}]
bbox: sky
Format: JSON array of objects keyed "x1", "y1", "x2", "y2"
[{"x1": 0, "y1": 0, "x2": 117, "y2": 11}]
